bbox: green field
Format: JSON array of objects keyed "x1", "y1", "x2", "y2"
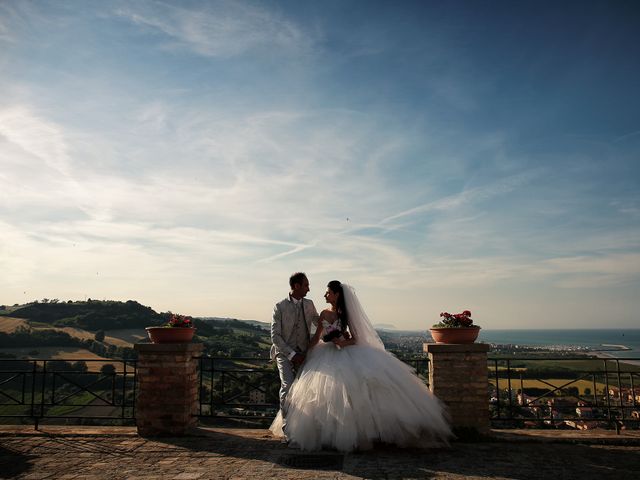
[{"x1": 489, "y1": 377, "x2": 608, "y2": 396}]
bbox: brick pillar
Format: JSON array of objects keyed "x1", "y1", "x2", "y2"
[
  {"x1": 424, "y1": 343, "x2": 490, "y2": 433},
  {"x1": 134, "y1": 343, "x2": 203, "y2": 436}
]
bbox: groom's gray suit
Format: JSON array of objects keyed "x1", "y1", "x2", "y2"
[{"x1": 271, "y1": 295, "x2": 319, "y2": 414}]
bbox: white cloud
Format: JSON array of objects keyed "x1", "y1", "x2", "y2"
[
  {"x1": 114, "y1": 0, "x2": 312, "y2": 58},
  {"x1": 380, "y1": 169, "x2": 543, "y2": 224},
  {"x1": 1, "y1": 0, "x2": 638, "y2": 328},
  {"x1": 537, "y1": 253, "x2": 640, "y2": 288},
  {"x1": 614, "y1": 130, "x2": 640, "y2": 143},
  {"x1": 0, "y1": 15, "x2": 14, "y2": 44},
  {"x1": 0, "y1": 106, "x2": 73, "y2": 177},
  {"x1": 2, "y1": 98, "x2": 638, "y2": 312}
]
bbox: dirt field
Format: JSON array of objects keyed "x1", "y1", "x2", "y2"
[
  {"x1": 0, "y1": 347, "x2": 130, "y2": 373},
  {"x1": 0, "y1": 311, "x2": 148, "y2": 350},
  {"x1": 33, "y1": 327, "x2": 95, "y2": 340},
  {"x1": 104, "y1": 329, "x2": 146, "y2": 347},
  {"x1": 0, "y1": 317, "x2": 28, "y2": 333},
  {"x1": 51, "y1": 327, "x2": 146, "y2": 348}
]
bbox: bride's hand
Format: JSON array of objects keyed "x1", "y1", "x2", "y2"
[{"x1": 333, "y1": 336, "x2": 356, "y2": 348}]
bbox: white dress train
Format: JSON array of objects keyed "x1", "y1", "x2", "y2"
[{"x1": 269, "y1": 336, "x2": 452, "y2": 452}]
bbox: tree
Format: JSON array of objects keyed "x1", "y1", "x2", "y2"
[
  {"x1": 564, "y1": 386, "x2": 579, "y2": 397},
  {"x1": 100, "y1": 364, "x2": 116, "y2": 376},
  {"x1": 71, "y1": 361, "x2": 88, "y2": 373},
  {"x1": 94, "y1": 330, "x2": 105, "y2": 342}
]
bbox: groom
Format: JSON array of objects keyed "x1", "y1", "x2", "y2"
[{"x1": 271, "y1": 272, "x2": 319, "y2": 423}]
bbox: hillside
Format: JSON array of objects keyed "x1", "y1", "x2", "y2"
[
  {"x1": 0, "y1": 316, "x2": 28, "y2": 333},
  {"x1": 0, "y1": 299, "x2": 165, "y2": 330},
  {"x1": 0, "y1": 300, "x2": 272, "y2": 359},
  {"x1": 200, "y1": 317, "x2": 270, "y2": 330},
  {"x1": 0, "y1": 299, "x2": 419, "y2": 359}
]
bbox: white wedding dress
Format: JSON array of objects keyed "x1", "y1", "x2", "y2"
[{"x1": 270, "y1": 285, "x2": 451, "y2": 452}]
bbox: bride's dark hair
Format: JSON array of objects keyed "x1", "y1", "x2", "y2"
[{"x1": 327, "y1": 280, "x2": 348, "y2": 331}]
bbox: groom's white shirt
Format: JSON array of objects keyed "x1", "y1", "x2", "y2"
[{"x1": 270, "y1": 295, "x2": 319, "y2": 360}]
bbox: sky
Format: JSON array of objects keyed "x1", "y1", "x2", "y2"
[{"x1": 1, "y1": 0, "x2": 639, "y2": 330}]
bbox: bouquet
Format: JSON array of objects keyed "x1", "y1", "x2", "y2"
[{"x1": 322, "y1": 324, "x2": 342, "y2": 343}]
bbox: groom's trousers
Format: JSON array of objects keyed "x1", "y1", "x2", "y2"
[{"x1": 275, "y1": 353, "x2": 296, "y2": 415}]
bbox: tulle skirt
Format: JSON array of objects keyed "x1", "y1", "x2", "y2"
[{"x1": 270, "y1": 342, "x2": 452, "y2": 452}]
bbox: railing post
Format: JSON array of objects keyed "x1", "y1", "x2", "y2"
[
  {"x1": 425, "y1": 343, "x2": 490, "y2": 433},
  {"x1": 134, "y1": 343, "x2": 203, "y2": 436}
]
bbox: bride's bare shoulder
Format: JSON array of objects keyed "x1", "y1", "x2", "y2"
[{"x1": 320, "y1": 309, "x2": 337, "y2": 320}]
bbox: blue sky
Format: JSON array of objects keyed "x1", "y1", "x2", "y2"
[{"x1": 1, "y1": 1, "x2": 639, "y2": 329}]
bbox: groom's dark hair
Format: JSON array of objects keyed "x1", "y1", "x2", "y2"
[{"x1": 289, "y1": 272, "x2": 307, "y2": 288}]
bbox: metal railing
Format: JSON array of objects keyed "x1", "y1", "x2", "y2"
[
  {"x1": 197, "y1": 357, "x2": 278, "y2": 421},
  {"x1": 196, "y1": 355, "x2": 430, "y2": 421},
  {"x1": 6, "y1": 353, "x2": 637, "y2": 431},
  {"x1": 489, "y1": 357, "x2": 640, "y2": 429},
  {"x1": 0, "y1": 358, "x2": 137, "y2": 428}
]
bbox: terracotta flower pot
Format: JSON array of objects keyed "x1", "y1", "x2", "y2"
[
  {"x1": 145, "y1": 327, "x2": 196, "y2": 344},
  {"x1": 429, "y1": 326, "x2": 480, "y2": 344}
]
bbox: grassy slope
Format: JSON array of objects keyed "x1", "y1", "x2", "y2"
[
  {"x1": 0, "y1": 300, "x2": 272, "y2": 359},
  {"x1": 0, "y1": 347, "x2": 121, "y2": 372}
]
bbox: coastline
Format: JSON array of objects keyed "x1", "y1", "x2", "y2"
[
  {"x1": 563, "y1": 347, "x2": 640, "y2": 367},
  {"x1": 599, "y1": 344, "x2": 631, "y2": 351},
  {"x1": 590, "y1": 350, "x2": 640, "y2": 367},
  {"x1": 479, "y1": 329, "x2": 640, "y2": 365},
  {"x1": 484, "y1": 337, "x2": 640, "y2": 367}
]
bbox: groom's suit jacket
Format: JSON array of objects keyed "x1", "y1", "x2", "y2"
[{"x1": 270, "y1": 296, "x2": 319, "y2": 360}]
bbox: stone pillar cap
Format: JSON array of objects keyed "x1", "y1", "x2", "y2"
[
  {"x1": 424, "y1": 343, "x2": 490, "y2": 353},
  {"x1": 134, "y1": 342, "x2": 203, "y2": 353}
]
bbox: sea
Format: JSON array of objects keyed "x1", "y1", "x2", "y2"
[{"x1": 476, "y1": 329, "x2": 640, "y2": 361}]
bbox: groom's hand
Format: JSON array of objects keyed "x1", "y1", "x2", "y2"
[{"x1": 292, "y1": 353, "x2": 305, "y2": 367}]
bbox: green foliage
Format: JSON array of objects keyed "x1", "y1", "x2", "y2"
[
  {"x1": 3, "y1": 299, "x2": 165, "y2": 331},
  {"x1": 522, "y1": 387, "x2": 552, "y2": 397},
  {"x1": 195, "y1": 318, "x2": 271, "y2": 357},
  {"x1": 520, "y1": 367, "x2": 577, "y2": 379},
  {"x1": 0, "y1": 300, "x2": 273, "y2": 359},
  {"x1": 490, "y1": 357, "x2": 639, "y2": 375},
  {"x1": 0, "y1": 326, "x2": 83, "y2": 348},
  {"x1": 100, "y1": 364, "x2": 116, "y2": 375},
  {"x1": 47, "y1": 360, "x2": 88, "y2": 373}
]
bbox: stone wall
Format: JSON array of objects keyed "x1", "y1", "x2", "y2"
[
  {"x1": 134, "y1": 342, "x2": 203, "y2": 436},
  {"x1": 425, "y1": 343, "x2": 490, "y2": 433}
]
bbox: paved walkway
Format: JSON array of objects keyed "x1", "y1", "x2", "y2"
[{"x1": 1, "y1": 426, "x2": 640, "y2": 479}]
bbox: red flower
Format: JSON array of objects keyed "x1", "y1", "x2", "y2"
[
  {"x1": 434, "y1": 309, "x2": 476, "y2": 328},
  {"x1": 167, "y1": 313, "x2": 193, "y2": 328}
]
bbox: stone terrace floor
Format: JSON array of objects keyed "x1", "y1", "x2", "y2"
[{"x1": 1, "y1": 426, "x2": 640, "y2": 480}]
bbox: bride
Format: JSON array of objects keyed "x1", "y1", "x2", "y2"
[{"x1": 270, "y1": 280, "x2": 452, "y2": 452}]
